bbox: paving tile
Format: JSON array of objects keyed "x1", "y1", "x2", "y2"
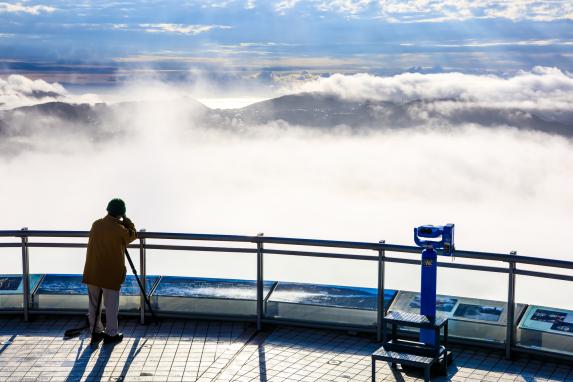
[{"x1": 0, "y1": 316, "x2": 572, "y2": 381}]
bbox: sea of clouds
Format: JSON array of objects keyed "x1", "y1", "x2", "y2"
[{"x1": 1, "y1": 69, "x2": 572, "y2": 308}]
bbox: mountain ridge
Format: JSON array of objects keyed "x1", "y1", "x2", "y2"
[{"x1": 1, "y1": 92, "x2": 571, "y2": 139}]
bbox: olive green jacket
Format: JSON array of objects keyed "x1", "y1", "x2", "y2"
[{"x1": 82, "y1": 215, "x2": 137, "y2": 290}]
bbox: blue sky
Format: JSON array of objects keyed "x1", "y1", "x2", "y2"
[{"x1": 1, "y1": 0, "x2": 572, "y2": 85}]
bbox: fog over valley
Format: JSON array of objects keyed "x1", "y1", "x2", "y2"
[{"x1": 1, "y1": 70, "x2": 573, "y2": 309}]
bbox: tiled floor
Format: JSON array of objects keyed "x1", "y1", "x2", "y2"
[{"x1": 0, "y1": 315, "x2": 572, "y2": 381}]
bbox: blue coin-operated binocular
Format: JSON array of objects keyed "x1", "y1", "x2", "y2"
[
  {"x1": 414, "y1": 224, "x2": 455, "y2": 345},
  {"x1": 414, "y1": 224, "x2": 455, "y2": 256}
]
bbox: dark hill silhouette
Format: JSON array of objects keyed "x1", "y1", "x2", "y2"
[
  {"x1": 0, "y1": 98, "x2": 211, "y2": 139},
  {"x1": 222, "y1": 93, "x2": 573, "y2": 136},
  {"x1": 1, "y1": 93, "x2": 571, "y2": 139}
]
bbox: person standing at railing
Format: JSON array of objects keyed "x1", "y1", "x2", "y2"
[{"x1": 82, "y1": 198, "x2": 137, "y2": 344}]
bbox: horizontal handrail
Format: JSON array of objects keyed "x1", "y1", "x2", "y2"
[
  {"x1": 0, "y1": 230, "x2": 89, "y2": 238},
  {"x1": 3, "y1": 240, "x2": 566, "y2": 287},
  {"x1": 1, "y1": 229, "x2": 573, "y2": 270},
  {"x1": 145, "y1": 244, "x2": 257, "y2": 254},
  {"x1": 263, "y1": 248, "x2": 377, "y2": 261},
  {"x1": 0, "y1": 243, "x2": 20, "y2": 248},
  {"x1": 515, "y1": 269, "x2": 573, "y2": 283}
]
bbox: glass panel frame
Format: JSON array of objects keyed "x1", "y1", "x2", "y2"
[{"x1": 516, "y1": 305, "x2": 573, "y2": 356}]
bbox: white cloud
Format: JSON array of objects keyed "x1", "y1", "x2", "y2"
[
  {"x1": 402, "y1": 39, "x2": 573, "y2": 48},
  {"x1": 205, "y1": 0, "x2": 234, "y2": 8},
  {"x1": 245, "y1": 0, "x2": 256, "y2": 9},
  {"x1": 289, "y1": 67, "x2": 573, "y2": 109},
  {"x1": 269, "y1": 0, "x2": 573, "y2": 21},
  {"x1": 0, "y1": 75, "x2": 66, "y2": 110},
  {"x1": 0, "y1": 2, "x2": 56, "y2": 15},
  {"x1": 436, "y1": 39, "x2": 573, "y2": 47},
  {"x1": 139, "y1": 23, "x2": 231, "y2": 35},
  {"x1": 377, "y1": 0, "x2": 573, "y2": 22},
  {"x1": 0, "y1": 74, "x2": 100, "y2": 110},
  {"x1": 316, "y1": 0, "x2": 374, "y2": 14},
  {"x1": 275, "y1": 0, "x2": 300, "y2": 14},
  {"x1": 275, "y1": 0, "x2": 375, "y2": 14}
]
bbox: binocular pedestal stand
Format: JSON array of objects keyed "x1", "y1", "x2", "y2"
[{"x1": 371, "y1": 224, "x2": 455, "y2": 381}]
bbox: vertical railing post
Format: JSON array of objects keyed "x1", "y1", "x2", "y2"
[
  {"x1": 139, "y1": 229, "x2": 147, "y2": 325},
  {"x1": 377, "y1": 240, "x2": 386, "y2": 342},
  {"x1": 505, "y1": 250, "x2": 517, "y2": 360},
  {"x1": 20, "y1": 227, "x2": 30, "y2": 322},
  {"x1": 256, "y1": 233, "x2": 264, "y2": 332}
]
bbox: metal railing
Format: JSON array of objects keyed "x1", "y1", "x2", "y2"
[{"x1": 1, "y1": 228, "x2": 573, "y2": 360}]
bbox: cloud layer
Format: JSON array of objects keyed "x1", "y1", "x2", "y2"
[
  {"x1": 377, "y1": 0, "x2": 573, "y2": 22},
  {"x1": 1, "y1": 105, "x2": 572, "y2": 308},
  {"x1": 138, "y1": 24, "x2": 231, "y2": 35},
  {"x1": 0, "y1": 74, "x2": 102, "y2": 111},
  {"x1": 288, "y1": 67, "x2": 573, "y2": 113},
  {"x1": 266, "y1": 0, "x2": 573, "y2": 21},
  {"x1": 0, "y1": 2, "x2": 56, "y2": 15},
  {"x1": 0, "y1": 75, "x2": 66, "y2": 110},
  {"x1": 2, "y1": 69, "x2": 573, "y2": 139},
  {"x1": 1, "y1": 0, "x2": 572, "y2": 78}
]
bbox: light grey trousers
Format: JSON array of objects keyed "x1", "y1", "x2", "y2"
[{"x1": 87, "y1": 284, "x2": 120, "y2": 336}]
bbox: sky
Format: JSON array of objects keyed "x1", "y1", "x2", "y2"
[{"x1": 0, "y1": 0, "x2": 573, "y2": 87}]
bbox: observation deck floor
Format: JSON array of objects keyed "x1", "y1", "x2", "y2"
[{"x1": 0, "y1": 316, "x2": 572, "y2": 382}]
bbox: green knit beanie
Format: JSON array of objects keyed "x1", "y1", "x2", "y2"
[{"x1": 106, "y1": 198, "x2": 126, "y2": 217}]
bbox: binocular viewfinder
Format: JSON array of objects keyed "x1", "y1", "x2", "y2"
[{"x1": 414, "y1": 224, "x2": 455, "y2": 256}]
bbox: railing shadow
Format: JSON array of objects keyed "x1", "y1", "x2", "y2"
[
  {"x1": 117, "y1": 337, "x2": 146, "y2": 379},
  {"x1": 65, "y1": 339, "x2": 109, "y2": 382},
  {"x1": 65, "y1": 339, "x2": 97, "y2": 382},
  {"x1": 0, "y1": 334, "x2": 16, "y2": 355},
  {"x1": 258, "y1": 345, "x2": 267, "y2": 382}
]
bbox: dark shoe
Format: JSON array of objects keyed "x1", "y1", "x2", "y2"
[
  {"x1": 103, "y1": 333, "x2": 123, "y2": 344},
  {"x1": 90, "y1": 331, "x2": 104, "y2": 344}
]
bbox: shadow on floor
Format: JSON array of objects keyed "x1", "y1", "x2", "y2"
[
  {"x1": 396, "y1": 363, "x2": 459, "y2": 381},
  {"x1": 0, "y1": 334, "x2": 16, "y2": 355},
  {"x1": 65, "y1": 337, "x2": 146, "y2": 382},
  {"x1": 258, "y1": 345, "x2": 267, "y2": 382}
]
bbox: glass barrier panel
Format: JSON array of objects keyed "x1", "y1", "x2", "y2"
[
  {"x1": 516, "y1": 305, "x2": 573, "y2": 356},
  {"x1": 388, "y1": 290, "x2": 525, "y2": 344},
  {"x1": 154, "y1": 276, "x2": 274, "y2": 317},
  {"x1": 33, "y1": 274, "x2": 159, "y2": 312},
  {"x1": 265, "y1": 282, "x2": 396, "y2": 327},
  {"x1": 0, "y1": 274, "x2": 42, "y2": 310}
]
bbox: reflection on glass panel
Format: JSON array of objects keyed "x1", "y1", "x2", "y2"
[
  {"x1": 388, "y1": 291, "x2": 526, "y2": 343},
  {"x1": 121, "y1": 276, "x2": 160, "y2": 296},
  {"x1": 266, "y1": 282, "x2": 396, "y2": 327},
  {"x1": 155, "y1": 276, "x2": 275, "y2": 317},
  {"x1": 0, "y1": 274, "x2": 42, "y2": 309},
  {"x1": 155, "y1": 276, "x2": 273, "y2": 299},
  {"x1": 34, "y1": 274, "x2": 159, "y2": 311},
  {"x1": 517, "y1": 305, "x2": 573, "y2": 356},
  {"x1": 269, "y1": 282, "x2": 385, "y2": 310},
  {"x1": 38, "y1": 274, "x2": 86, "y2": 295}
]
